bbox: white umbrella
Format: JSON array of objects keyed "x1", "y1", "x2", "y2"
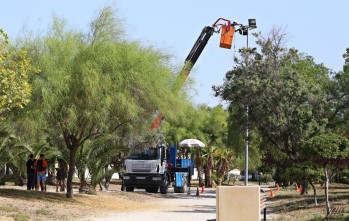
[{"x1": 178, "y1": 139, "x2": 205, "y2": 148}]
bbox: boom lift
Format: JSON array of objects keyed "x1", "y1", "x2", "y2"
[{"x1": 123, "y1": 18, "x2": 254, "y2": 194}]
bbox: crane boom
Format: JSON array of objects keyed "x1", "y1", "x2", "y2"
[
  {"x1": 173, "y1": 26, "x2": 215, "y2": 93},
  {"x1": 151, "y1": 18, "x2": 236, "y2": 129}
]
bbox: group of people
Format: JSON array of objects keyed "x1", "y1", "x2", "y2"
[{"x1": 26, "y1": 153, "x2": 67, "y2": 192}]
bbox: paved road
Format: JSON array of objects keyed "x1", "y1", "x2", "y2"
[{"x1": 95, "y1": 187, "x2": 216, "y2": 221}]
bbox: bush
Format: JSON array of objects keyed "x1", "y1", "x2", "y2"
[{"x1": 260, "y1": 174, "x2": 273, "y2": 183}]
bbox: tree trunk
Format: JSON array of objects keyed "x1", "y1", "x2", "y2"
[
  {"x1": 197, "y1": 167, "x2": 203, "y2": 187},
  {"x1": 324, "y1": 166, "x2": 331, "y2": 217},
  {"x1": 78, "y1": 171, "x2": 86, "y2": 193},
  {"x1": 66, "y1": 145, "x2": 79, "y2": 198},
  {"x1": 205, "y1": 167, "x2": 212, "y2": 187},
  {"x1": 5, "y1": 164, "x2": 10, "y2": 174},
  {"x1": 309, "y1": 180, "x2": 318, "y2": 206}
]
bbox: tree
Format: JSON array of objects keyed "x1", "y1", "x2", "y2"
[
  {"x1": 303, "y1": 133, "x2": 349, "y2": 217},
  {"x1": 213, "y1": 28, "x2": 330, "y2": 164},
  {"x1": 0, "y1": 29, "x2": 35, "y2": 120},
  {"x1": 24, "y1": 7, "x2": 179, "y2": 198}
]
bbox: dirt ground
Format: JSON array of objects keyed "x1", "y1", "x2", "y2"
[
  {"x1": 4, "y1": 182, "x2": 347, "y2": 221},
  {"x1": 267, "y1": 183, "x2": 349, "y2": 220},
  {"x1": 0, "y1": 184, "x2": 165, "y2": 221}
]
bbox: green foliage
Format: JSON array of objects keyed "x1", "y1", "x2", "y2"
[
  {"x1": 0, "y1": 29, "x2": 37, "y2": 120},
  {"x1": 280, "y1": 164, "x2": 323, "y2": 185},
  {"x1": 214, "y1": 28, "x2": 332, "y2": 164},
  {"x1": 326, "y1": 48, "x2": 349, "y2": 130},
  {"x1": 213, "y1": 147, "x2": 234, "y2": 185},
  {"x1": 26, "y1": 9, "x2": 178, "y2": 143},
  {"x1": 341, "y1": 168, "x2": 349, "y2": 184},
  {"x1": 163, "y1": 104, "x2": 228, "y2": 146},
  {"x1": 76, "y1": 135, "x2": 123, "y2": 191},
  {"x1": 0, "y1": 121, "x2": 32, "y2": 184},
  {"x1": 303, "y1": 133, "x2": 349, "y2": 165},
  {"x1": 89, "y1": 6, "x2": 125, "y2": 44},
  {"x1": 260, "y1": 173, "x2": 273, "y2": 183}
]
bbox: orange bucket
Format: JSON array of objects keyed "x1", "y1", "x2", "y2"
[{"x1": 220, "y1": 24, "x2": 234, "y2": 49}]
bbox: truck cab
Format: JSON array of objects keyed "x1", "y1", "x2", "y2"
[{"x1": 123, "y1": 144, "x2": 170, "y2": 194}]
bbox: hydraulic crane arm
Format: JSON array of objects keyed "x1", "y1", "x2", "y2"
[
  {"x1": 186, "y1": 26, "x2": 215, "y2": 65},
  {"x1": 173, "y1": 26, "x2": 215, "y2": 93},
  {"x1": 151, "y1": 18, "x2": 236, "y2": 129}
]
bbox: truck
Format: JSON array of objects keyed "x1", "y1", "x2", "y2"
[{"x1": 122, "y1": 143, "x2": 194, "y2": 194}]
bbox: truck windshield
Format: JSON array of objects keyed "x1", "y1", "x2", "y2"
[{"x1": 127, "y1": 148, "x2": 158, "y2": 160}]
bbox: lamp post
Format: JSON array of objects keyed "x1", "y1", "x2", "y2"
[{"x1": 237, "y1": 19, "x2": 257, "y2": 186}]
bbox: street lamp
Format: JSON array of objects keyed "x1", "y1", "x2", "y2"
[{"x1": 236, "y1": 19, "x2": 257, "y2": 186}]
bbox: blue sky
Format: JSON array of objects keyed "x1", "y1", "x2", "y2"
[{"x1": 1, "y1": 1, "x2": 348, "y2": 106}]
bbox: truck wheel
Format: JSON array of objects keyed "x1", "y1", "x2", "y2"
[
  {"x1": 125, "y1": 186, "x2": 134, "y2": 192},
  {"x1": 160, "y1": 182, "x2": 168, "y2": 194}
]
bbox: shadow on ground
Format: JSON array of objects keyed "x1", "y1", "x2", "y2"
[{"x1": 0, "y1": 188, "x2": 80, "y2": 203}]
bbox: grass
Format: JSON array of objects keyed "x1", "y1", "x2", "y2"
[
  {"x1": 0, "y1": 205, "x2": 20, "y2": 212},
  {"x1": 12, "y1": 214, "x2": 30, "y2": 221},
  {"x1": 267, "y1": 183, "x2": 349, "y2": 220},
  {"x1": 36, "y1": 208, "x2": 52, "y2": 216}
]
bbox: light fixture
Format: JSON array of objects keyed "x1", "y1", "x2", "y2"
[{"x1": 248, "y1": 19, "x2": 257, "y2": 29}]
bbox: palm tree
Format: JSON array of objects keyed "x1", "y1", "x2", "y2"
[
  {"x1": 214, "y1": 147, "x2": 234, "y2": 185},
  {"x1": 0, "y1": 128, "x2": 32, "y2": 185},
  {"x1": 76, "y1": 135, "x2": 125, "y2": 194}
]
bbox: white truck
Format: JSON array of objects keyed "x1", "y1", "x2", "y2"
[
  {"x1": 123, "y1": 144, "x2": 170, "y2": 194},
  {"x1": 122, "y1": 143, "x2": 193, "y2": 194}
]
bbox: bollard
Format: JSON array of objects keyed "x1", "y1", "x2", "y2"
[{"x1": 263, "y1": 207, "x2": 267, "y2": 221}]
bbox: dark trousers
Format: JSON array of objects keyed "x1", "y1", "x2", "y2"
[{"x1": 27, "y1": 172, "x2": 36, "y2": 190}]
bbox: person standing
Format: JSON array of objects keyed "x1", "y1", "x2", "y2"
[
  {"x1": 34, "y1": 154, "x2": 48, "y2": 191},
  {"x1": 56, "y1": 159, "x2": 66, "y2": 192},
  {"x1": 26, "y1": 154, "x2": 36, "y2": 190}
]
